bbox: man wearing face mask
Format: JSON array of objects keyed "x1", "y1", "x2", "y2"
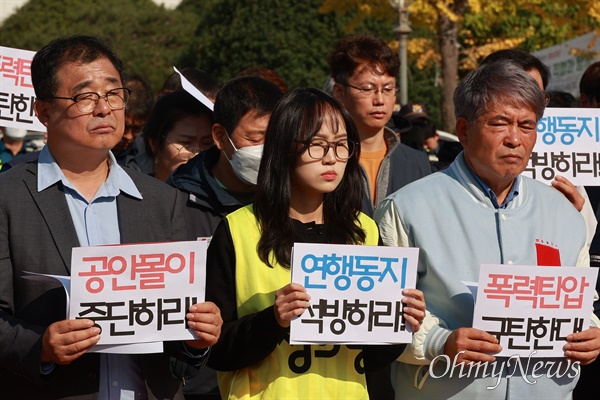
[
  {"x1": 0, "y1": 127, "x2": 31, "y2": 171},
  {"x1": 168, "y1": 76, "x2": 283, "y2": 239}
]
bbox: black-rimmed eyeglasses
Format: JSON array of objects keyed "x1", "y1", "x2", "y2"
[
  {"x1": 296, "y1": 138, "x2": 357, "y2": 160},
  {"x1": 46, "y1": 87, "x2": 131, "y2": 114}
]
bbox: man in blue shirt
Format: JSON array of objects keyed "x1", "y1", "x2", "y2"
[{"x1": 0, "y1": 35, "x2": 222, "y2": 399}]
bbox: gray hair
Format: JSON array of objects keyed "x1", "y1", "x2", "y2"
[{"x1": 454, "y1": 61, "x2": 546, "y2": 123}]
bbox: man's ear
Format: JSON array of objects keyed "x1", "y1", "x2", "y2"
[
  {"x1": 212, "y1": 124, "x2": 227, "y2": 151},
  {"x1": 332, "y1": 82, "x2": 345, "y2": 103},
  {"x1": 33, "y1": 100, "x2": 50, "y2": 127},
  {"x1": 455, "y1": 117, "x2": 469, "y2": 148}
]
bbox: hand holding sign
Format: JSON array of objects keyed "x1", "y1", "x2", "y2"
[
  {"x1": 185, "y1": 301, "x2": 222, "y2": 349},
  {"x1": 40, "y1": 318, "x2": 101, "y2": 365},
  {"x1": 401, "y1": 288, "x2": 426, "y2": 333},
  {"x1": 564, "y1": 326, "x2": 600, "y2": 365},
  {"x1": 444, "y1": 327, "x2": 502, "y2": 364},
  {"x1": 274, "y1": 282, "x2": 311, "y2": 328}
]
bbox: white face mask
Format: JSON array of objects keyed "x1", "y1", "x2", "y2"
[
  {"x1": 3, "y1": 127, "x2": 28, "y2": 140},
  {"x1": 225, "y1": 133, "x2": 263, "y2": 186}
]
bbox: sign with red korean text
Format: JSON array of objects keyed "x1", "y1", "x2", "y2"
[
  {"x1": 524, "y1": 107, "x2": 600, "y2": 186},
  {"x1": 0, "y1": 46, "x2": 45, "y2": 131},
  {"x1": 290, "y1": 243, "x2": 419, "y2": 345},
  {"x1": 69, "y1": 241, "x2": 206, "y2": 345},
  {"x1": 472, "y1": 264, "x2": 598, "y2": 358}
]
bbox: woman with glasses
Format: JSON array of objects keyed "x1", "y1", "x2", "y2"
[
  {"x1": 140, "y1": 90, "x2": 214, "y2": 181},
  {"x1": 205, "y1": 87, "x2": 425, "y2": 399}
]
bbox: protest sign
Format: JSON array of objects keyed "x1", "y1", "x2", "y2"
[
  {"x1": 69, "y1": 241, "x2": 206, "y2": 345},
  {"x1": 290, "y1": 243, "x2": 418, "y2": 345},
  {"x1": 473, "y1": 264, "x2": 598, "y2": 357},
  {"x1": 525, "y1": 107, "x2": 600, "y2": 186},
  {"x1": 0, "y1": 46, "x2": 45, "y2": 131}
]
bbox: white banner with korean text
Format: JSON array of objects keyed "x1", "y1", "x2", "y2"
[
  {"x1": 472, "y1": 264, "x2": 598, "y2": 358},
  {"x1": 0, "y1": 46, "x2": 45, "y2": 131},
  {"x1": 290, "y1": 243, "x2": 418, "y2": 345},
  {"x1": 68, "y1": 241, "x2": 206, "y2": 345},
  {"x1": 525, "y1": 107, "x2": 600, "y2": 186}
]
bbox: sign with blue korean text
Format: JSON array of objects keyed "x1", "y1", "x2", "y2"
[
  {"x1": 0, "y1": 46, "x2": 45, "y2": 131},
  {"x1": 69, "y1": 241, "x2": 206, "y2": 345},
  {"x1": 290, "y1": 243, "x2": 419, "y2": 345},
  {"x1": 525, "y1": 107, "x2": 600, "y2": 186},
  {"x1": 472, "y1": 264, "x2": 598, "y2": 358}
]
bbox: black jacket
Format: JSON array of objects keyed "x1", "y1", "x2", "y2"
[{"x1": 167, "y1": 145, "x2": 254, "y2": 239}]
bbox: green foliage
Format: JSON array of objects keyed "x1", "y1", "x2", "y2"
[
  {"x1": 183, "y1": 0, "x2": 345, "y2": 89},
  {"x1": 408, "y1": 62, "x2": 442, "y2": 129},
  {"x1": 0, "y1": 0, "x2": 198, "y2": 91}
]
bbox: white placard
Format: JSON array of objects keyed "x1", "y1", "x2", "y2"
[
  {"x1": 69, "y1": 241, "x2": 207, "y2": 345},
  {"x1": 290, "y1": 243, "x2": 419, "y2": 345},
  {"x1": 0, "y1": 46, "x2": 45, "y2": 131},
  {"x1": 525, "y1": 107, "x2": 600, "y2": 186},
  {"x1": 472, "y1": 264, "x2": 598, "y2": 358},
  {"x1": 173, "y1": 66, "x2": 214, "y2": 111}
]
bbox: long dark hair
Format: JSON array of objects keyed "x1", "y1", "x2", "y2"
[{"x1": 254, "y1": 87, "x2": 366, "y2": 269}]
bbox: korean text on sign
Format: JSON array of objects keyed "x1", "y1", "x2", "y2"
[
  {"x1": 0, "y1": 46, "x2": 45, "y2": 131},
  {"x1": 69, "y1": 241, "x2": 207, "y2": 345},
  {"x1": 525, "y1": 107, "x2": 600, "y2": 186},
  {"x1": 472, "y1": 264, "x2": 598, "y2": 357},
  {"x1": 290, "y1": 243, "x2": 418, "y2": 345}
]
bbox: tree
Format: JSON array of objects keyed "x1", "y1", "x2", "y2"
[
  {"x1": 0, "y1": 0, "x2": 199, "y2": 91},
  {"x1": 319, "y1": 0, "x2": 600, "y2": 132},
  {"x1": 179, "y1": 0, "x2": 345, "y2": 89}
]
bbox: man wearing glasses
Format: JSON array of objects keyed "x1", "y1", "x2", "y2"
[
  {"x1": 329, "y1": 34, "x2": 431, "y2": 216},
  {"x1": 0, "y1": 35, "x2": 221, "y2": 399}
]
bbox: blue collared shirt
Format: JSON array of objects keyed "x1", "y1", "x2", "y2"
[
  {"x1": 463, "y1": 159, "x2": 520, "y2": 209},
  {"x1": 38, "y1": 146, "x2": 147, "y2": 400}
]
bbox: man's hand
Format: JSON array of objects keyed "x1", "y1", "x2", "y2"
[
  {"x1": 274, "y1": 283, "x2": 311, "y2": 328},
  {"x1": 564, "y1": 327, "x2": 600, "y2": 365},
  {"x1": 444, "y1": 327, "x2": 502, "y2": 364},
  {"x1": 40, "y1": 319, "x2": 100, "y2": 365},
  {"x1": 185, "y1": 302, "x2": 222, "y2": 349},
  {"x1": 551, "y1": 176, "x2": 584, "y2": 211},
  {"x1": 402, "y1": 288, "x2": 426, "y2": 333}
]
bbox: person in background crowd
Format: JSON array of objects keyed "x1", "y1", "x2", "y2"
[
  {"x1": 237, "y1": 66, "x2": 288, "y2": 93},
  {"x1": 0, "y1": 34, "x2": 221, "y2": 400},
  {"x1": 206, "y1": 87, "x2": 425, "y2": 399},
  {"x1": 575, "y1": 59, "x2": 600, "y2": 400},
  {"x1": 112, "y1": 73, "x2": 154, "y2": 157},
  {"x1": 376, "y1": 59, "x2": 600, "y2": 400},
  {"x1": 167, "y1": 76, "x2": 282, "y2": 399},
  {"x1": 167, "y1": 76, "x2": 283, "y2": 239},
  {"x1": 131, "y1": 90, "x2": 214, "y2": 182},
  {"x1": 0, "y1": 126, "x2": 30, "y2": 171},
  {"x1": 397, "y1": 103, "x2": 442, "y2": 169},
  {"x1": 121, "y1": 68, "x2": 220, "y2": 175},
  {"x1": 546, "y1": 90, "x2": 578, "y2": 108},
  {"x1": 579, "y1": 61, "x2": 600, "y2": 108},
  {"x1": 329, "y1": 34, "x2": 431, "y2": 216},
  {"x1": 157, "y1": 67, "x2": 220, "y2": 100}
]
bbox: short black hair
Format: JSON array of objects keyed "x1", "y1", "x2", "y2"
[
  {"x1": 213, "y1": 76, "x2": 283, "y2": 135},
  {"x1": 31, "y1": 35, "x2": 124, "y2": 100},
  {"x1": 480, "y1": 49, "x2": 550, "y2": 90},
  {"x1": 328, "y1": 34, "x2": 400, "y2": 84}
]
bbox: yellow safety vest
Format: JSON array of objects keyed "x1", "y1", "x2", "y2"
[{"x1": 219, "y1": 205, "x2": 379, "y2": 400}]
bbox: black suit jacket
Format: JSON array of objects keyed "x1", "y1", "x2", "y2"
[{"x1": 0, "y1": 160, "x2": 194, "y2": 399}]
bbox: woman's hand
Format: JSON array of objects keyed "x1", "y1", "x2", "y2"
[{"x1": 274, "y1": 283, "x2": 311, "y2": 328}]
